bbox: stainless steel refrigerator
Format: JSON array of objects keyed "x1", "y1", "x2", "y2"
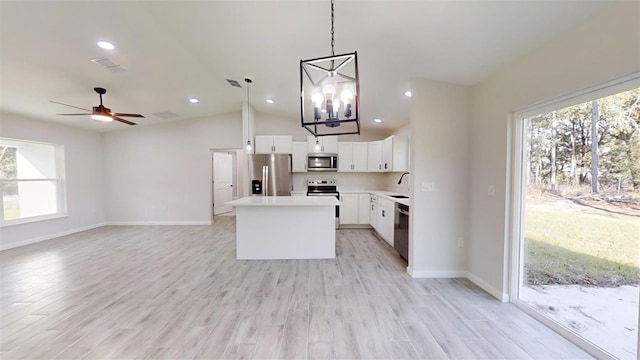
[{"x1": 248, "y1": 154, "x2": 292, "y2": 196}]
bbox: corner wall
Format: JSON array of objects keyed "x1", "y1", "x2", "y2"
[
  {"x1": 0, "y1": 113, "x2": 105, "y2": 250},
  {"x1": 409, "y1": 80, "x2": 470, "y2": 277},
  {"x1": 468, "y1": 2, "x2": 640, "y2": 300}
]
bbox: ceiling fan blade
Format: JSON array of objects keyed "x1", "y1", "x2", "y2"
[
  {"x1": 56, "y1": 113, "x2": 93, "y2": 116},
  {"x1": 112, "y1": 116, "x2": 137, "y2": 126},
  {"x1": 50, "y1": 101, "x2": 91, "y2": 112},
  {"x1": 112, "y1": 113, "x2": 145, "y2": 118}
]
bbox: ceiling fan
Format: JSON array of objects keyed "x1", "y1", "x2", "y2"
[{"x1": 51, "y1": 87, "x2": 144, "y2": 125}]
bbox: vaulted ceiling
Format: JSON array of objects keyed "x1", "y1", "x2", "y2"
[{"x1": 0, "y1": 1, "x2": 612, "y2": 134}]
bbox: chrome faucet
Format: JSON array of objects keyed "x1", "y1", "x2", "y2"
[{"x1": 397, "y1": 172, "x2": 410, "y2": 185}]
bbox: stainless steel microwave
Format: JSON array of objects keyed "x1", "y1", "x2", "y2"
[{"x1": 307, "y1": 153, "x2": 338, "y2": 172}]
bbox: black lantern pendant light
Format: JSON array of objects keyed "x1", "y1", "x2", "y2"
[{"x1": 300, "y1": 0, "x2": 360, "y2": 137}]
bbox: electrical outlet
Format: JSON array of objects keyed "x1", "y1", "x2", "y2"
[
  {"x1": 488, "y1": 185, "x2": 495, "y2": 196},
  {"x1": 457, "y1": 237, "x2": 464, "y2": 247},
  {"x1": 421, "y1": 182, "x2": 435, "y2": 192}
]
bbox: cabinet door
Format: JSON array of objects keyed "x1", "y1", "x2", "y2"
[
  {"x1": 340, "y1": 194, "x2": 359, "y2": 225},
  {"x1": 338, "y1": 142, "x2": 353, "y2": 172},
  {"x1": 352, "y1": 143, "x2": 368, "y2": 172},
  {"x1": 321, "y1": 136, "x2": 338, "y2": 153},
  {"x1": 292, "y1": 142, "x2": 307, "y2": 172},
  {"x1": 367, "y1": 141, "x2": 383, "y2": 172},
  {"x1": 369, "y1": 196, "x2": 377, "y2": 228},
  {"x1": 377, "y1": 205, "x2": 394, "y2": 246},
  {"x1": 382, "y1": 136, "x2": 393, "y2": 171},
  {"x1": 357, "y1": 194, "x2": 370, "y2": 224},
  {"x1": 272, "y1": 136, "x2": 292, "y2": 153},
  {"x1": 254, "y1": 136, "x2": 274, "y2": 154}
]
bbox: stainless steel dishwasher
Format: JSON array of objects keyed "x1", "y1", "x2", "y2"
[{"x1": 394, "y1": 203, "x2": 409, "y2": 263}]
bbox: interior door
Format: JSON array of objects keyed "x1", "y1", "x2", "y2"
[{"x1": 213, "y1": 152, "x2": 234, "y2": 215}]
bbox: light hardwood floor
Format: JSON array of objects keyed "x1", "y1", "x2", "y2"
[{"x1": 0, "y1": 217, "x2": 591, "y2": 359}]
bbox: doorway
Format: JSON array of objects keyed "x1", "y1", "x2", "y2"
[
  {"x1": 511, "y1": 83, "x2": 639, "y2": 359},
  {"x1": 212, "y1": 150, "x2": 240, "y2": 217}
]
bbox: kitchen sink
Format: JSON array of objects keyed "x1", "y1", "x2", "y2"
[{"x1": 389, "y1": 195, "x2": 409, "y2": 199}]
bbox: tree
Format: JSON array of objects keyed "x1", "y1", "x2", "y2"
[{"x1": 590, "y1": 100, "x2": 599, "y2": 194}]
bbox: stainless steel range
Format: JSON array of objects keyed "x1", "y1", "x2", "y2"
[{"x1": 307, "y1": 179, "x2": 339, "y2": 229}]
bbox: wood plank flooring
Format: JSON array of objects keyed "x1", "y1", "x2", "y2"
[{"x1": 0, "y1": 217, "x2": 592, "y2": 359}]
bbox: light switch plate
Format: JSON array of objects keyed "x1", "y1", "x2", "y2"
[{"x1": 421, "y1": 182, "x2": 435, "y2": 192}]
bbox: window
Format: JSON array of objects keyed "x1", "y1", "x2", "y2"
[
  {"x1": 0, "y1": 138, "x2": 66, "y2": 225},
  {"x1": 511, "y1": 79, "x2": 639, "y2": 359}
]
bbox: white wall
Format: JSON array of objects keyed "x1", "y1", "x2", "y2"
[
  {"x1": 0, "y1": 112, "x2": 105, "y2": 250},
  {"x1": 103, "y1": 111, "x2": 242, "y2": 224},
  {"x1": 468, "y1": 2, "x2": 640, "y2": 300},
  {"x1": 409, "y1": 80, "x2": 470, "y2": 277}
]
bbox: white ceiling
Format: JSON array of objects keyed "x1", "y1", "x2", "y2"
[{"x1": 0, "y1": 1, "x2": 612, "y2": 134}]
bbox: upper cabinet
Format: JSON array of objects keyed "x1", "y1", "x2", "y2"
[
  {"x1": 381, "y1": 135, "x2": 408, "y2": 172},
  {"x1": 255, "y1": 135, "x2": 293, "y2": 154},
  {"x1": 367, "y1": 140, "x2": 383, "y2": 172},
  {"x1": 307, "y1": 135, "x2": 338, "y2": 154},
  {"x1": 292, "y1": 141, "x2": 307, "y2": 172},
  {"x1": 338, "y1": 142, "x2": 368, "y2": 172}
]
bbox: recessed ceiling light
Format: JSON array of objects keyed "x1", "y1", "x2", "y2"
[
  {"x1": 404, "y1": 91, "x2": 412, "y2": 97},
  {"x1": 97, "y1": 41, "x2": 115, "y2": 50},
  {"x1": 266, "y1": 99, "x2": 274, "y2": 104},
  {"x1": 189, "y1": 98, "x2": 199, "y2": 103},
  {"x1": 374, "y1": 118, "x2": 382, "y2": 123}
]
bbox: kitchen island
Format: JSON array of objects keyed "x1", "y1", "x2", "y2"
[{"x1": 227, "y1": 196, "x2": 339, "y2": 260}]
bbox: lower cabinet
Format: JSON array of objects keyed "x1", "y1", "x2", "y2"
[
  {"x1": 340, "y1": 193, "x2": 371, "y2": 225},
  {"x1": 376, "y1": 197, "x2": 394, "y2": 246}
]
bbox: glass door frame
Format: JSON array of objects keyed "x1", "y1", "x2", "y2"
[{"x1": 507, "y1": 72, "x2": 640, "y2": 360}]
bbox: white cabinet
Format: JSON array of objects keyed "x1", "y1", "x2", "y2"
[
  {"x1": 338, "y1": 142, "x2": 368, "y2": 172},
  {"x1": 292, "y1": 141, "x2": 307, "y2": 172},
  {"x1": 369, "y1": 195, "x2": 378, "y2": 229},
  {"x1": 255, "y1": 135, "x2": 293, "y2": 154},
  {"x1": 381, "y1": 135, "x2": 408, "y2": 172},
  {"x1": 358, "y1": 194, "x2": 370, "y2": 224},
  {"x1": 376, "y1": 197, "x2": 395, "y2": 246},
  {"x1": 367, "y1": 141, "x2": 383, "y2": 172},
  {"x1": 339, "y1": 194, "x2": 359, "y2": 225},
  {"x1": 307, "y1": 135, "x2": 338, "y2": 153},
  {"x1": 340, "y1": 193, "x2": 371, "y2": 225}
]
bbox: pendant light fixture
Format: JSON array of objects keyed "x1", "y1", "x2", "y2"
[
  {"x1": 245, "y1": 78, "x2": 253, "y2": 152},
  {"x1": 300, "y1": 0, "x2": 360, "y2": 137}
]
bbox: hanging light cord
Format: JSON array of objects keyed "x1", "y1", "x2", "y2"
[
  {"x1": 245, "y1": 78, "x2": 252, "y2": 147},
  {"x1": 330, "y1": 0, "x2": 335, "y2": 57}
]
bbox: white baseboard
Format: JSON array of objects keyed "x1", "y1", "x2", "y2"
[
  {"x1": 0, "y1": 222, "x2": 106, "y2": 251},
  {"x1": 406, "y1": 267, "x2": 509, "y2": 302},
  {"x1": 105, "y1": 221, "x2": 212, "y2": 226},
  {"x1": 466, "y1": 271, "x2": 509, "y2": 302},
  {"x1": 407, "y1": 268, "x2": 467, "y2": 278}
]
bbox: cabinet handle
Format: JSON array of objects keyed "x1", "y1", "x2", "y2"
[
  {"x1": 371, "y1": 204, "x2": 374, "y2": 211},
  {"x1": 384, "y1": 163, "x2": 388, "y2": 169},
  {"x1": 379, "y1": 164, "x2": 381, "y2": 170},
  {"x1": 382, "y1": 210, "x2": 386, "y2": 217}
]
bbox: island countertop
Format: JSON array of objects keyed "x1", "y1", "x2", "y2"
[{"x1": 228, "y1": 196, "x2": 339, "y2": 207}]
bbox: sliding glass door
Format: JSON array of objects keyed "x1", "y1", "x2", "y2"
[{"x1": 514, "y1": 86, "x2": 639, "y2": 359}]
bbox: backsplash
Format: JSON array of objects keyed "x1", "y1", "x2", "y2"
[{"x1": 292, "y1": 172, "x2": 388, "y2": 191}]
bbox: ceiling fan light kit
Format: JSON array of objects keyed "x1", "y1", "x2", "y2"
[
  {"x1": 51, "y1": 87, "x2": 144, "y2": 126},
  {"x1": 300, "y1": 0, "x2": 360, "y2": 137}
]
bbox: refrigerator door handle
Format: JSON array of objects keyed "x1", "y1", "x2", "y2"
[{"x1": 262, "y1": 165, "x2": 267, "y2": 196}]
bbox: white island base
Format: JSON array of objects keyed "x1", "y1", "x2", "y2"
[{"x1": 228, "y1": 196, "x2": 339, "y2": 260}]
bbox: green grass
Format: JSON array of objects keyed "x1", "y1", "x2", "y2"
[{"x1": 524, "y1": 205, "x2": 640, "y2": 286}]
